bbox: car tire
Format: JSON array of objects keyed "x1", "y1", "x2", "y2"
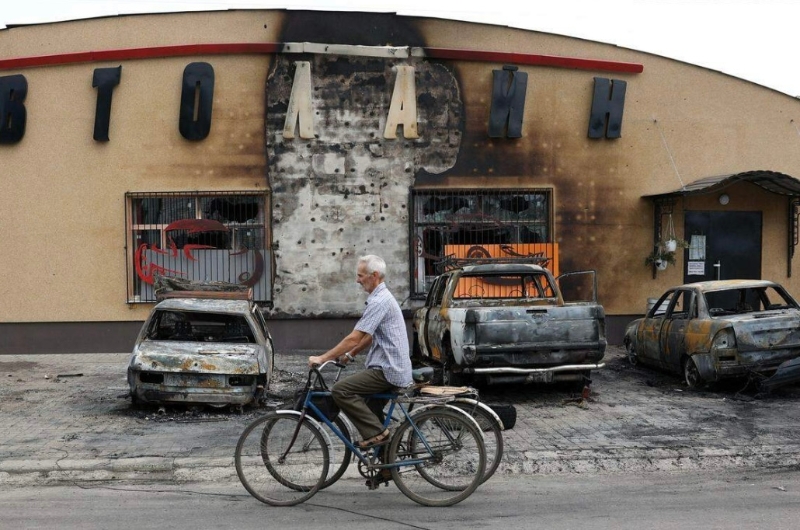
[
  {"x1": 488, "y1": 403, "x2": 517, "y2": 430},
  {"x1": 683, "y1": 356, "x2": 707, "y2": 390},
  {"x1": 625, "y1": 341, "x2": 638, "y2": 366}
]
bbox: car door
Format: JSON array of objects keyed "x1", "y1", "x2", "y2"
[
  {"x1": 637, "y1": 290, "x2": 676, "y2": 365},
  {"x1": 661, "y1": 289, "x2": 696, "y2": 372},
  {"x1": 423, "y1": 274, "x2": 450, "y2": 362}
]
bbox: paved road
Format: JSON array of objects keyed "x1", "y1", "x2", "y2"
[
  {"x1": 2, "y1": 347, "x2": 800, "y2": 485},
  {"x1": 3, "y1": 469, "x2": 800, "y2": 529}
]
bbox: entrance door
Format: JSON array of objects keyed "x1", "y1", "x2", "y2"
[{"x1": 683, "y1": 211, "x2": 762, "y2": 282}]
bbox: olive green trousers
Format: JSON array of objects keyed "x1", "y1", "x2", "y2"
[{"x1": 331, "y1": 368, "x2": 395, "y2": 440}]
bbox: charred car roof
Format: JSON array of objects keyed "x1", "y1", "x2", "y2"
[
  {"x1": 677, "y1": 279, "x2": 781, "y2": 292},
  {"x1": 152, "y1": 298, "x2": 256, "y2": 314},
  {"x1": 457, "y1": 263, "x2": 548, "y2": 275}
]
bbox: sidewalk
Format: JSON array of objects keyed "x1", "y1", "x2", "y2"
[{"x1": 3, "y1": 347, "x2": 800, "y2": 486}]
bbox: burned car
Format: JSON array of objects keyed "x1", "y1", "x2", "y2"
[
  {"x1": 413, "y1": 263, "x2": 606, "y2": 387},
  {"x1": 127, "y1": 291, "x2": 274, "y2": 407},
  {"x1": 624, "y1": 280, "x2": 800, "y2": 390}
]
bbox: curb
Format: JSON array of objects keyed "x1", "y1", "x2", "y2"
[{"x1": 5, "y1": 445, "x2": 800, "y2": 486}]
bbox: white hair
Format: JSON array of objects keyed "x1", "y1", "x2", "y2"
[{"x1": 358, "y1": 255, "x2": 386, "y2": 279}]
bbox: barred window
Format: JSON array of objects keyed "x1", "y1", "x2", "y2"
[
  {"x1": 410, "y1": 188, "x2": 555, "y2": 297},
  {"x1": 126, "y1": 191, "x2": 270, "y2": 303}
]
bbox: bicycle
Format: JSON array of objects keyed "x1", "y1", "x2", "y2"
[
  {"x1": 235, "y1": 361, "x2": 487, "y2": 507},
  {"x1": 297, "y1": 360, "x2": 504, "y2": 486}
]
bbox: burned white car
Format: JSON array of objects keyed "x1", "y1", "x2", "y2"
[
  {"x1": 127, "y1": 293, "x2": 274, "y2": 407},
  {"x1": 624, "y1": 280, "x2": 800, "y2": 391}
]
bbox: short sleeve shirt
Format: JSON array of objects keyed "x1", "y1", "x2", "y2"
[{"x1": 355, "y1": 283, "x2": 412, "y2": 388}]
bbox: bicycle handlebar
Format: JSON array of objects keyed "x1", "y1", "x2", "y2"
[
  {"x1": 310, "y1": 360, "x2": 346, "y2": 371},
  {"x1": 307, "y1": 359, "x2": 347, "y2": 387}
]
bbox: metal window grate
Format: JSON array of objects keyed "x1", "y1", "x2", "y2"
[
  {"x1": 410, "y1": 188, "x2": 554, "y2": 296},
  {"x1": 125, "y1": 191, "x2": 271, "y2": 303}
]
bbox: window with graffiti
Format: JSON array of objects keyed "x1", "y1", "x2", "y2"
[
  {"x1": 410, "y1": 188, "x2": 554, "y2": 297},
  {"x1": 126, "y1": 191, "x2": 270, "y2": 303}
]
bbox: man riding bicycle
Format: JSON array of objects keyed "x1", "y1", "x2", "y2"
[{"x1": 308, "y1": 254, "x2": 412, "y2": 448}]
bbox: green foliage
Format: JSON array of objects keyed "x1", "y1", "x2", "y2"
[{"x1": 644, "y1": 248, "x2": 676, "y2": 267}]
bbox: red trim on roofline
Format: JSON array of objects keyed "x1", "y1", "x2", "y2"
[
  {"x1": 421, "y1": 47, "x2": 643, "y2": 73},
  {"x1": 0, "y1": 42, "x2": 643, "y2": 73}
]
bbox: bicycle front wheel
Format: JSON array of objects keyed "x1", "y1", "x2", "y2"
[
  {"x1": 235, "y1": 412, "x2": 329, "y2": 506},
  {"x1": 388, "y1": 407, "x2": 486, "y2": 507},
  {"x1": 319, "y1": 415, "x2": 353, "y2": 490}
]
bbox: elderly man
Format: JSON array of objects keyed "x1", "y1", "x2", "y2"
[{"x1": 308, "y1": 254, "x2": 412, "y2": 447}]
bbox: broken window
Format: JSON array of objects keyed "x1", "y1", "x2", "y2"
[
  {"x1": 126, "y1": 191, "x2": 270, "y2": 303},
  {"x1": 146, "y1": 310, "x2": 256, "y2": 343},
  {"x1": 410, "y1": 188, "x2": 553, "y2": 296},
  {"x1": 453, "y1": 272, "x2": 556, "y2": 300},
  {"x1": 705, "y1": 286, "x2": 798, "y2": 316}
]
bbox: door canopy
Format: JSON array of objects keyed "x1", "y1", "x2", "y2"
[{"x1": 644, "y1": 170, "x2": 800, "y2": 277}]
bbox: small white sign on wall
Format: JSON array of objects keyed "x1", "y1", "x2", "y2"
[{"x1": 687, "y1": 261, "x2": 705, "y2": 276}]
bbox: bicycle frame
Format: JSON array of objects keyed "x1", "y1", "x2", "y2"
[
  {"x1": 235, "y1": 360, "x2": 490, "y2": 507},
  {"x1": 301, "y1": 387, "x2": 439, "y2": 470},
  {"x1": 295, "y1": 363, "x2": 462, "y2": 471}
]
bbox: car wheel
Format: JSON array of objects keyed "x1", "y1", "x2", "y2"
[
  {"x1": 625, "y1": 341, "x2": 638, "y2": 366},
  {"x1": 683, "y1": 357, "x2": 707, "y2": 390}
]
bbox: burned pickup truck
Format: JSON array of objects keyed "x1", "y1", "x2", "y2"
[
  {"x1": 412, "y1": 263, "x2": 606, "y2": 387},
  {"x1": 127, "y1": 283, "x2": 274, "y2": 408}
]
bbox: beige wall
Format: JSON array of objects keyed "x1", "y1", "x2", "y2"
[
  {"x1": 1, "y1": 10, "x2": 800, "y2": 328},
  {"x1": 0, "y1": 12, "x2": 284, "y2": 322}
]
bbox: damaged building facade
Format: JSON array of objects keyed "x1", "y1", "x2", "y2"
[{"x1": 2, "y1": 9, "x2": 800, "y2": 353}]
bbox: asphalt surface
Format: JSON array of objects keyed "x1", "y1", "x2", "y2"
[{"x1": 3, "y1": 346, "x2": 800, "y2": 486}]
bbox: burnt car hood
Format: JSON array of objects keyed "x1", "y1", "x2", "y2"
[{"x1": 130, "y1": 341, "x2": 266, "y2": 375}]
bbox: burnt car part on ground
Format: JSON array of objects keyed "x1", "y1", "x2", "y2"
[
  {"x1": 127, "y1": 283, "x2": 274, "y2": 408},
  {"x1": 624, "y1": 280, "x2": 800, "y2": 391},
  {"x1": 412, "y1": 263, "x2": 606, "y2": 388}
]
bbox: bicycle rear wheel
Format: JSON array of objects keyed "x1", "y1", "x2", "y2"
[
  {"x1": 235, "y1": 411, "x2": 329, "y2": 506},
  {"x1": 387, "y1": 407, "x2": 485, "y2": 507},
  {"x1": 450, "y1": 401, "x2": 503, "y2": 483}
]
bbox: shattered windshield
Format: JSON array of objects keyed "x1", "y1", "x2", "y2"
[
  {"x1": 146, "y1": 310, "x2": 256, "y2": 343},
  {"x1": 704, "y1": 286, "x2": 798, "y2": 317}
]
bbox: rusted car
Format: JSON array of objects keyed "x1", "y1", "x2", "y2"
[
  {"x1": 413, "y1": 263, "x2": 606, "y2": 387},
  {"x1": 624, "y1": 280, "x2": 800, "y2": 390},
  {"x1": 127, "y1": 289, "x2": 274, "y2": 408}
]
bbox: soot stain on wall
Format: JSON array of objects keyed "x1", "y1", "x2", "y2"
[{"x1": 266, "y1": 43, "x2": 462, "y2": 317}]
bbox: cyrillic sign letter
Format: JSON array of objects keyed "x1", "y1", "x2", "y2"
[
  {"x1": 179, "y1": 62, "x2": 214, "y2": 141},
  {"x1": 488, "y1": 66, "x2": 527, "y2": 138},
  {"x1": 384, "y1": 65, "x2": 419, "y2": 139},
  {"x1": 0, "y1": 74, "x2": 27, "y2": 144},
  {"x1": 588, "y1": 77, "x2": 626, "y2": 139},
  {"x1": 283, "y1": 61, "x2": 315, "y2": 140},
  {"x1": 92, "y1": 66, "x2": 121, "y2": 142}
]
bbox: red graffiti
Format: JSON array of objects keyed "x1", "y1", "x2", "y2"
[{"x1": 134, "y1": 219, "x2": 265, "y2": 287}]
